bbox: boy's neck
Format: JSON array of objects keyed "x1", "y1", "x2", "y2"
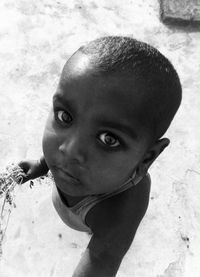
[{"x1": 57, "y1": 186, "x2": 88, "y2": 207}]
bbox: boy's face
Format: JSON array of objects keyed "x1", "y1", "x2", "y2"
[{"x1": 43, "y1": 52, "x2": 152, "y2": 197}]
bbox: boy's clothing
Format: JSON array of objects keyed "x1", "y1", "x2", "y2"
[{"x1": 52, "y1": 174, "x2": 150, "y2": 233}]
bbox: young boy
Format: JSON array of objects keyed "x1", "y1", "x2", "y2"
[{"x1": 19, "y1": 36, "x2": 182, "y2": 277}]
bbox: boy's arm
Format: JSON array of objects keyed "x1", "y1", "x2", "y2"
[
  {"x1": 18, "y1": 156, "x2": 49, "y2": 183},
  {"x1": 72, "y1": 243, "x2": 121, "y2": 277},
  {"x1": 72, "y1": 175, "x2": 151, "y2": 277},
  {"x1": 72, "y1": 224, "x2": 138, "y2": 277}
]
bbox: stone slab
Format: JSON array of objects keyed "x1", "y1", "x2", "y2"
[{"x1": 160, "y1": 0, "x2": 200, "y2": 24}]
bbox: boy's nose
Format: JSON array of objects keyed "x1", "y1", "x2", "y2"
[{"x1": 58, "y1": 133, "x2": 87, "y2": 165}]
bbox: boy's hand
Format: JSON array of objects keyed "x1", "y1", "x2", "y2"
[{"x1": 18, "y1": 158, "x2": 49, "y2": 184}]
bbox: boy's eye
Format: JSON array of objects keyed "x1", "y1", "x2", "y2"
[
  {"x1": 56, "y1": 110, "x2": 72, "y2": 124},
  {"x1": 99, "y1": 132, "x2": 120, "y2": 147}
]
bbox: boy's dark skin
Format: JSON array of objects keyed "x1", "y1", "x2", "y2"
[{"x1": 19, "y1": 51, "x2": 169, "y2": 277}]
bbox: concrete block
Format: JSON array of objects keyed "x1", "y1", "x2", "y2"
[{"x1": 160, "y1": 0, "x2": 200, "y2": 24}]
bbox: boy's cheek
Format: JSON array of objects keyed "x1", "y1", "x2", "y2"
[
  {"x1": 42, "y1": 130, "x2": 58, "y2": 166},
  {"x1": 44, "y1": 110, "x2": 55, "y2": 129},
  {"x1": 42, "y1": 111, "x2": 59, "y2": 140}
]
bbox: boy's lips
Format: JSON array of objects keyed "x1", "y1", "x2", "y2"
[{"x1": 54, "y1": 166, "x2": 81, "y2": 183}]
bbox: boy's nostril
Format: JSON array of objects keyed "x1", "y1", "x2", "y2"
[{"x1": 59, "y1": 139, "x2": 87, "y2": 164}]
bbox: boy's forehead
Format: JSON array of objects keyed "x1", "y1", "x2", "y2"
[
  {"x1": 61, "y1": 52, "x2": 145, "y2": 99},
  {"x1": 61, "y1": 51, "x2": 94, "y2": 80},
  {"x1": 58, "y1": 52, "x2": 152, "y2": 131}
]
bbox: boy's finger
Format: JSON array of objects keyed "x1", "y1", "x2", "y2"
[{"x1": 17, "y1": 173, "x2": 29, "y2": 184}]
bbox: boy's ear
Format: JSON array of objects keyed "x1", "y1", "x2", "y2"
[{"x1": 136, "y1": 138, "x2": 170, "y2": 177}]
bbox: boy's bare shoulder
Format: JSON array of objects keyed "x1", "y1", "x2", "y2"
[
  {"x1": 85, "y1": 175, "x2": 151, "y2": 263},
  {"x1": 86, "y1": 174, "x2": 151, "y2": 237}
]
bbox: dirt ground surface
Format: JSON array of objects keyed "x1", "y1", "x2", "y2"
[{"x1": 0, "y1": 1, "x2": 199, "y2": 276}]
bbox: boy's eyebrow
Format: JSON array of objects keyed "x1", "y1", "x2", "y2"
[
  {"x1": 96, "y1": 118, "x2": 138, "y2": 140},
  {"x1": 53, "y1": 94, "x2": 73, "y2": 107}
]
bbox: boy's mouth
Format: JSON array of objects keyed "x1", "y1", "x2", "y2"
[{"x1": 54, "y1": 166, "x2": 81, "y2": 183}]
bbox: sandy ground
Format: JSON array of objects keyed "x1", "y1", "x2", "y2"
[{"x1": 0, "y1": 0, "x2": 199, "y2": 276}]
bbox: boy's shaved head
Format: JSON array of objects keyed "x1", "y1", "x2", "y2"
[{"x1": 75, "y1": 36, "x2": 182, "y2": 140}]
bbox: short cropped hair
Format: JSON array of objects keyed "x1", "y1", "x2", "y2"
[{"x1": 77, "y1": 36, "x2": 182, "y2": 140}]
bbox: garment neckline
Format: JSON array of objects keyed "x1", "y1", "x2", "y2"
[
  {"x1": 57, "y1": 186, "x2": 87, "y2": 208},
  {"x1": 56, "y1": 174, "x2": 140, "y2": 210}
]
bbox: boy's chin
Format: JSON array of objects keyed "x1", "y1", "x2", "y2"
[{"x1": 53, "y1": 176, "x2": 91, "y2": 197}]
